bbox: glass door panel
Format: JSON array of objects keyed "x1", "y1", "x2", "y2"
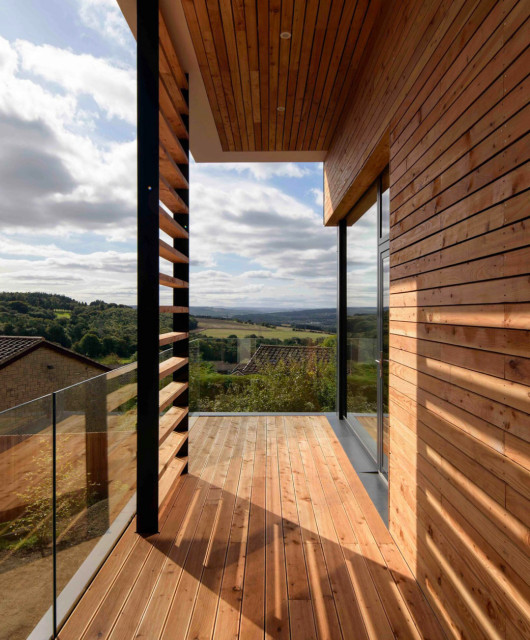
[
  {"x1": 378, "y1": 251, "x2": 390, "y2": 475},
  {"x1": 346, "y1": 197, "x2": 378, "y2": 458},
  {"x1": 344, "y1": 168, "x2": 390, "y2": 477}
]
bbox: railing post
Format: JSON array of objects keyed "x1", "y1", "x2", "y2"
[
  {"x1": 137, "y1": 0, "x2": 160, "y2": 535},
  {"x1": 337, "y1": 220, "x2": 347, "y2": 419},
  {"x1": 85, "y1": 375, "x2": 109, "y2": 529}
]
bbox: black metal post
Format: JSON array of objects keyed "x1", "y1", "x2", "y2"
[
  {"x1": 173, "y1": 78, "x2": 189, "y2": 467},
  {"x1": 137, "y1": 0, "x2": 159, "y2": 535},
  {"x1": 337, "y1": 220, "x2": 347, "y2": 419}
]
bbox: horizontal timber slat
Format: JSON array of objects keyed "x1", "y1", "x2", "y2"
[
  {"x1": 159, "y1": 239, "x2": 188, "y2": 264},
  {"x1": 159, "y1": 381, "x2": 188, "y2": 412},
  {"x1": 159, "y1": 306, "x2": 189, "y2": 314},
  {"x1": 159, "y1": 431, "x2": 189, "y2": 478},
  {"x1": 159, "y1": 111, "x2": 187, "y2": 164},
  {"x1": 158, "y1": 207, "x2": 188, "y2": 239},
  {"x1": 158, "y1": 456, "x2": 188, "y2": 509},
  {"x1": 159, "y1": 356, "x2": 187, "y2": 380},
  {"x1": 159, "y1": 47, "x2": 188, "y2": 117},
  {"x1": 159, "y1": 331, "x2": 188, "y2": 347},
  {"x1": 159, "y1": 75, "x2": 187, "y2": 138},
  {"x1": 159, "y1": 175, "x2": 188, "y2": 214},
  {"x1": 159, "y1": 144, "x2": 188, "y2": 190},
  {"x1": 159, "y1": 272, "x2": 188, "y2": 289},
  {"x1": 159, "y1": 406, "x2": 188, "y2": 445},
  {"x1": 159, "y1": 9, "x2": 187, "y2": 89}
]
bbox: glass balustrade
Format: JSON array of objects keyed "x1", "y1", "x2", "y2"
[{"x1": 0, "y1": 362, "x2": 138, "y2": 640}]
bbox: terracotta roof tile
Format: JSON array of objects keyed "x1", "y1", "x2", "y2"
[{"x1": 233, "y1": 345, "x2": 332, "y2": 375}]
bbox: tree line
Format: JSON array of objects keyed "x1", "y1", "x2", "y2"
[{"x1": 0, "y1": 292, "x2": 197, "y2": 363}]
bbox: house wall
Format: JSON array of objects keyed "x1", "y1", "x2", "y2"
[
  {"x1": 324, "y1": 1, "x2": 530, "y2": 637},
  {"x1": 0, "y1": 346, "x2": 105, "y2": 412}
]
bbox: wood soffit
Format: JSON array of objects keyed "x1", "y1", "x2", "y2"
[{"x1": 180, "y1": 0, "x2": 381, "y2": 153}]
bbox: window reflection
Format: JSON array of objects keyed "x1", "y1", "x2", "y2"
[{"x1": 346, "y1": 195, "x2": 378, "y2": 459}]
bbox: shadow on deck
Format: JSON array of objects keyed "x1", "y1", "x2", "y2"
[{"x1": 58, "y1": 415, "x2": 445, "y2": 640}]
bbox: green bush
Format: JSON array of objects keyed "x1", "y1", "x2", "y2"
[{"x1": 191, "y1": 358, "x2": 336, "y2": 412}]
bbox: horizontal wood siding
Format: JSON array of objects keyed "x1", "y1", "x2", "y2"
[{"x1": 325, "y1": 0, "x2": 530, "y2": 637}]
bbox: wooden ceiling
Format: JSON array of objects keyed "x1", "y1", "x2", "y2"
[{"x1": 181, "y1": 0, "x2": 381, "y2": 152}]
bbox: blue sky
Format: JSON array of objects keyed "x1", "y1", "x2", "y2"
[{"x1": 0, "y1": 1, "x2": 363, "y2": 309}]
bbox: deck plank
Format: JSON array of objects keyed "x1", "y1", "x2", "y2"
[
  {"x1": 185, "y1": 417, "x2": 252, "y2": 640},
  {"x1": 264, "y1": 416, "x2": 289, "y2": 640},
  {"x1": 213, "y1": 417, "x2": 259, "y2": 640},
  {"x1": 238, "y1": 416, "x2": 266, "y2": 640},
  {"x1": 61, "y1": 415, "x2": 446, "y2": 640}
]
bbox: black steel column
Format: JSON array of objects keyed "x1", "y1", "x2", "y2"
[
  {"x1": 173, "y1": 77, "x2": 189, "y2": 468},
  {"x1": 337, "y1": 220, "x2": 347, "y2": 419},
  {"x1": 137, "y1": 0, "x2": 159, "y2": 535}
]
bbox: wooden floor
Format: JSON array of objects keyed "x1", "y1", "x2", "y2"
[{"x1": 58, "y1": 416, "x2": 445, "y2": 640}]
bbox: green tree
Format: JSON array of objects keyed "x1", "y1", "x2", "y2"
[
  {"x1": 76, "y1": 333, "x2": 102, "y2": 358},
  {"x1": 46, "y1": 322, "x2": 72, "y2": 348},
  {"x1": 9, "y1": 300, "x2": 29, "y2": 313},
  {"x1": 3, "y1": 322, "x2": 15, "y2": 335}
]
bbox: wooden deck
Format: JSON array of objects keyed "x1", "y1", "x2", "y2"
[{"x1": 58, "y1": 416, "x2": 445, "y2": 640}]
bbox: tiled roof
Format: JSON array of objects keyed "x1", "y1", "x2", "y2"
[
  {"x1": 0, "y1": 336, "x2": 44, "y2": 366},
  {"x1": 232, "y1": 345, "x2": 333, "y2": 375},
  {"x1": 0, "y1": 335, "x2": 110, "y2": 371}
]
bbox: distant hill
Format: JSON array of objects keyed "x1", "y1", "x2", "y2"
[
  {"x1": 190, "y1": 306, "x2": 289, "y2": 318},
  {"x1": 0, "y1": 293, "x2": 374, "y2": 362},
  {"x1": 0, "y1": 292, "x2": 179, "y2": 364},
  {"x1": 191, "y1": 306, "x2": 376, "y2": 333}
]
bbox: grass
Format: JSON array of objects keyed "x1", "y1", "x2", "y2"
[
  {"x1": 192, "y1": 317, "x2": 331, "y2": 340},
  {"x1": 54, "y1": 309, "x2": 71, "y2": 319}
]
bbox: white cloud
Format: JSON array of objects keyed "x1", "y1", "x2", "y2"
[
  {"x1": 186, "y1": 167, "x2": 337, "y2": 308},
  {"x1": 0, "y1": 36, "x2": 136, "y2": 241},
  {"x1": 15, "y1": 39, "x2": 136, "y2": 124},
  {"x1": 197, "y1": 162, "x2": 313, "y2": 181},
  {"x1": 311, "y1": 187, "x2": 324, "y2": 207},
  {"x1": 77, "y1": 0, "x2": 133, "y2": 51},
  {"x1": 0, "y1": 235, "x2": 136, "y2": 303}
]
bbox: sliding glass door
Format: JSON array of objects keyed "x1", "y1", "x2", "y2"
[{"x1": 344, "y1": 168, "x2": 389, "y2": 476}]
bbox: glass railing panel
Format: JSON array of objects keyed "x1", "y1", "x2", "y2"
[
  {"x1": 53, "y1": 364, "x2": 137, "y2": 627},
  {"x1": 190, "y1": 336, "x2": 336, "y2": 412},
  {"x1": 0, "y1": 395, "x2": 54, "y2": 640}
]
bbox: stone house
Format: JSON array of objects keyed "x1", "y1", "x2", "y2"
[{"x1": 0, "y1": 336, "x2": 110, "y2": 412}]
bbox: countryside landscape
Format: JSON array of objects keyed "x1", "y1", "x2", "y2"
[{"x1": 0, "y1": 292, "x2": 378, "y2": 414}]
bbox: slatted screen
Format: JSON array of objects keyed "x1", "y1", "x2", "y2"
[{"x1": 157, "y1": 9, "x2": 190, "y2": 510}]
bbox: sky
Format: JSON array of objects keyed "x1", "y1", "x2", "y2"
[{"x1": 0, "y1": 0, "x2": 375, "y2": 310}]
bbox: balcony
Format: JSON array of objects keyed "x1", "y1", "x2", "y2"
[
  {"x1": 1, "y1": 0, "x2": 528, "y2": 638},
  {"x1": 57, "y1": 415, "x2": 444, "y2": 640}
]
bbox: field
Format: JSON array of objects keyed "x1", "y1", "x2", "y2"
[{"x1": 192, "y1": 317, "x2": 331, "y2": 340}]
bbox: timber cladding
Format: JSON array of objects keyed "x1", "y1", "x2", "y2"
[{"x1": 325, "y1": 1, "x2": 530, "y2": 638}]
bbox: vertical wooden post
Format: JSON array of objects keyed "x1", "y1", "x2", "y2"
[
  {"x1": 137, "y1": 0, "x2": 159, "y2": 535},
  {"x1": 85, "y1": 374, "x2": 109, "y2": 529}
]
